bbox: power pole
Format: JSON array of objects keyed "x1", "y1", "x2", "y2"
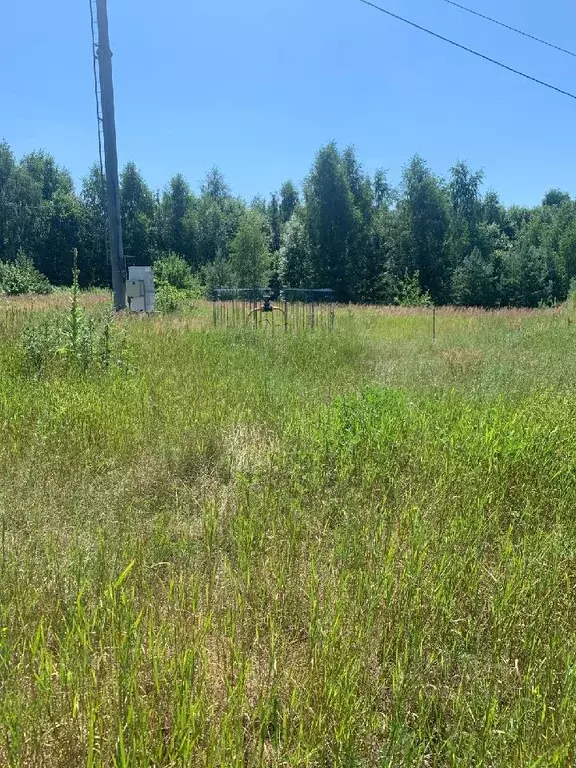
[{"x1": 95, "y1": 0, "x2": 126, "y2": 310}]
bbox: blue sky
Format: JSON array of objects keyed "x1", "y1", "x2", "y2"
[{"x1": 2, "y1": 0, "x2": 575, "y2": 205}]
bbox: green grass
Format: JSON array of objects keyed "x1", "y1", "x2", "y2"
[{"x1": 2, "y1": 297, "x2": 576, "y2": 766}]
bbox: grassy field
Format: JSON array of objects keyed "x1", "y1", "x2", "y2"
[{"x1": 2, "y1": 295, "x2": 576, "y2": 766}]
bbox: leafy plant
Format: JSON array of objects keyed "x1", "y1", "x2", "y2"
[
  {"x1": 152, "y1": 252, "x2": 203, "y2": 313},
  {"x1": 394, "y1": 270, "x2": 432, "y2": 306},
  {"x1": 152, "y1": 252, "x2": 202, "y2": 294},
  {"x1": 19, "y1": 250, "x2": 124, "y2": 375},
  {"x1": 155, "y1": 282, "x2": 188, "y2": 313},
  {"x1": 229, "y1": 210, "x2": 271, "y2": 288},
  {"x1": 0, "y1": 250, "x2": 52, "y2": 295}
]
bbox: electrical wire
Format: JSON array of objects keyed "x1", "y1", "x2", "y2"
[
  {"x1": 358, "y1": 0, "x2": 576, "y2": 101},
  {"x1": 439, "y1": 0, "x2": 576, "y2": 59}
]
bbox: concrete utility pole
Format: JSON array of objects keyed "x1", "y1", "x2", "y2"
[{"x1": 95, "y1": 0, "x2": 126, "y2": 310}]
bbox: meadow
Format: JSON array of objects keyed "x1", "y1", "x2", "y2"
[{"x1": 2, "y1": 295, "x2": 576, "y2": 767}]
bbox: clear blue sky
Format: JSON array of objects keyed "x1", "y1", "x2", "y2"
[{"x1": 2, "y1": 0, "x2": 575, "y2": 205}]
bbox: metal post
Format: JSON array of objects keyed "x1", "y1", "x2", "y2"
[
  {"x1": 95, "y1": 0, "x2": 126, "y2": 310},
  {"x1": 432, "y1": 305, "x2": 436, "y2": 342}
]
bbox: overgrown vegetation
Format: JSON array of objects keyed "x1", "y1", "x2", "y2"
[
  {"x1": 0, "y1": 249, "x2": 52, "y2": 295},
  {"x1": 18, "y1": 252, "x2": 123, "y2": 375},
  {"x1": 153, "y1": 252, "x2": 203, "y2": 313},
  {"x1": 2, "y1": 297, "x2": 576, "y2": 765},
  {"x1": 152, "y1": 252, "x2": 202, "y2": 294},
  {"x1": 3, "y1": 140, "x2": 576, "y2": 306},
  {"x1": 394, "y1": 270, "x2": 432, "y2": 307}
]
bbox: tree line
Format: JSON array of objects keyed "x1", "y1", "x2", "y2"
[{"x1": 1, "y1": 139, "x2": 575, "y2": 306}]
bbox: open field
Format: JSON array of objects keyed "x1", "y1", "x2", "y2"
[{"x1": 2, "y1": 296, "x2": 576, "y2": 766}]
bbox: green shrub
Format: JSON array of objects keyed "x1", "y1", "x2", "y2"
[
  {"x1": 394, "y1": 270, "x2": 432, "y2": 307},
  {"x1": 153, "y1": 252, "x2": 203, "y2": 295},
  {"x1": 0, "y1": 250, "x2": 52, "y2": 295},
  {"x1": 152, "y1": 252, "x2": 203, "y2": 313},
  {"x1": 155, "y1": 283, "x2": 189, "y2": 314}
]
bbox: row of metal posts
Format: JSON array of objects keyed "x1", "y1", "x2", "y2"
[
  {"x1": 212, "y1": 300, "x2": 335, "y2": 331},
  {"x1": 213, "y1": 300, "x2": 436, "y2": 337}
]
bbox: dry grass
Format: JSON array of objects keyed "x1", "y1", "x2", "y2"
[{"x1": 0, "y1": 289, "x2": 111, "y2": 311}]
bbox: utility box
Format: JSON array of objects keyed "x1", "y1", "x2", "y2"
[
  {"x1": 127, "y1": 266, "x2": 155, "y2": 312},
  {"x1": 126, "y1": 279, "x2": 144, "y2": 299}
]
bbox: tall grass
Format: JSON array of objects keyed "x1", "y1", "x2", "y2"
[{"x1": 1, "y1": 298, "x2": 576, "y2": 766}]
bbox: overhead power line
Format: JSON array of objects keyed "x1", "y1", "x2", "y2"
[
  {"x1": 357, "y1": 0, "x2": 576, "y2": 102},
  {"x1": 439, "y1": 0, "x2": 576, "y2": 60}
]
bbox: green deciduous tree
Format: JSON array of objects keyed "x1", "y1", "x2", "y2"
[
  {"x1": 20, "y1": 151, "x2": 73, "y2": 198},
  {"x1": 304, "y1": 143, "x2": 359, "y2": 301},
  {"x1": 447, "y1": 161, "x2": 484, "y2": 271},
  {"x1": 201, "y1": 251, "x2": 237, "y2": 295},
  {"x1": 502, "y1": 243, "x2": 554, "y2": 307},
  {"x1": 374, "y1": 168, "x2": 393, "y2": 210},
  {"x1": 121, "y1": 162, "x2": 155, "y2": 265},
  {"x1": 341, "y1": 146, "x2": 374, "y2": 301},
  {"x1": 269, "y1": 193, "x2": 281, "y2": 253},
  {"x1": 452, "y1": 247, "x2": 496, "y2": 307},
  {"x1": 1, "y1": 137, "x2": 575, "y2": 307},
  {"x1": 157, "y1": 174, "x2": 193, "y2": 259},
  {"x1": 396, "y1": 156, "x2": 450, "y2": 303},
  {"x1": 543, "y1": 189, "x2": 571, "y2": 207},
  {"x1": 185, "y1": 170, "x2": 245, "y2": 270},
  {"x1": 201, "y1": 167, "x2": 230, "y2": 201},
  {"x1": 229, "y1": 210, "x2": 270, "y2": 288},
  {"x1": 40, "y1": 189, "x2": 83, "y2": 285},
  {"x1": 79, "y1": 165, "x2": 109, "y2": 287},
  {"x1": 0, "y1": 158, "x2": 49, "y2": 263},
  {"x1": 279, "y1": 211, "x2": 311, "y2": 289},
  {"x1": 279, "y1": 181, "x2": 299, "y2": 224},
  {"x1": 0, "y1": 142, "x2": 18, "y2": 259}
]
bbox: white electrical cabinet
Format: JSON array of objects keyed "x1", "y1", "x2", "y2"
[{"x1": 127, "y1": 266, "x2": 155, "y2": 312}]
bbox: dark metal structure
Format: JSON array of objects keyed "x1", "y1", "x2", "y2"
[{"x1": 212, "y1": 288, "x2": 335, "y2": 331}]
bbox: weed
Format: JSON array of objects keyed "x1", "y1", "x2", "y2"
[
  {"x1": 18, "y1": 252, "x2": 125, "y2": 376},
  {"x1": 0, "y1": 249, "x2": 52, "y2": 296}
]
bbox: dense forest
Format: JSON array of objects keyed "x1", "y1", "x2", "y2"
[{"x1": 1, "y1": 139, "x2": 575, "y2": 306}]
